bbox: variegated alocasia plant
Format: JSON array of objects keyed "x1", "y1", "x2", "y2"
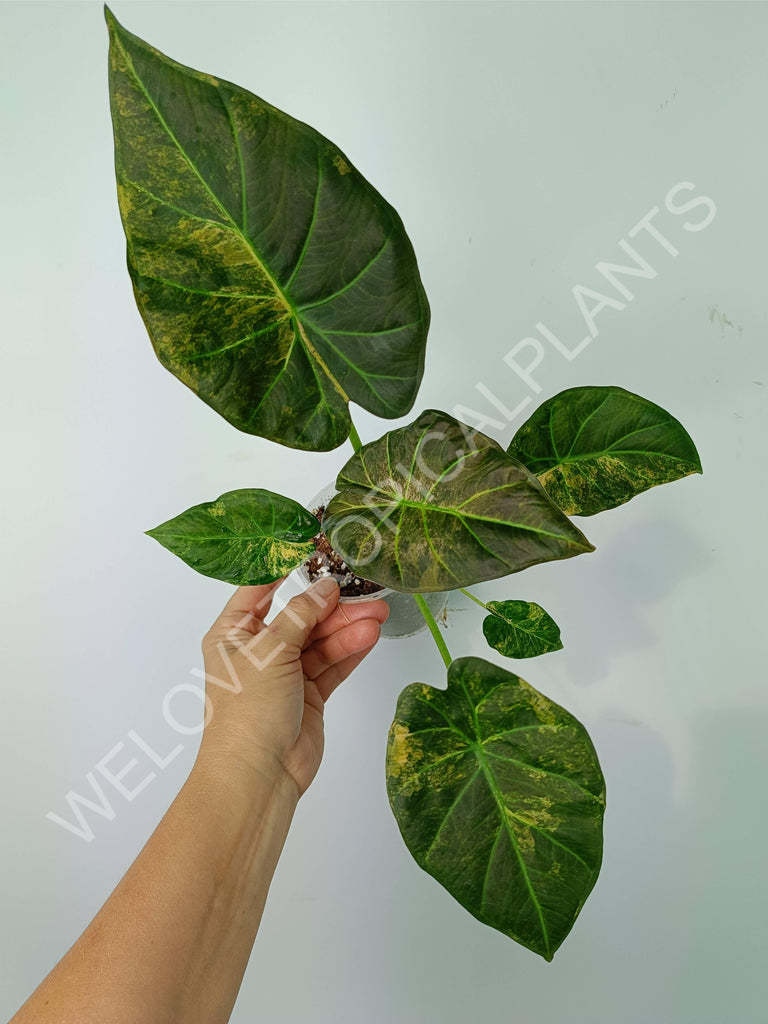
[{"x1": 105, "y1": 7, "x2": 702, "y2": 960}]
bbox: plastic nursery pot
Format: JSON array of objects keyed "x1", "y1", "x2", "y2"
[{"x1": 294, "y1": 482, "x2": 449, "y2": 640}]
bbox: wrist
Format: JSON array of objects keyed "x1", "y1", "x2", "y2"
[{"x1": 193, "y1": 734, "x2": 301, "y2": 810}]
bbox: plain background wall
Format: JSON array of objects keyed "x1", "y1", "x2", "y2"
[{"x1": 1, "y1": 1, "x2": 766, "y2": 1020}]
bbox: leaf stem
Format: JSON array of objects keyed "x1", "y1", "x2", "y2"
[
  {"x1": 348, "y1": 420, "x2": 363, "y2": 452},
  {"x1": 460, "y1": 587, "x2": 488, "y2": 610},
  {"x1": 414, "y1": 594, "x2": 452, "y2": 669}
]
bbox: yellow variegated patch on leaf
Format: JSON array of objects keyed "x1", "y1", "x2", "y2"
[
  {"x1": 146, "y1": 488, "x2": 318, "y2": 585},
  {"x1": 508, "y1": 386, "x2": 702, "y2": 516},
  {"x1": 323, "y1": 410, "x2": 594, "y2": 592},
  {"x1": 106, "y1": 8, "x2": 430, "y2": 451},
  {"x1": 387, "y1": 657, "x2": 606, "y2": 960}
]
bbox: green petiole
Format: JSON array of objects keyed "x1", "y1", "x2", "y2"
[{"x1": 414, "y1": 594, "x2": 452, "y2": 669}]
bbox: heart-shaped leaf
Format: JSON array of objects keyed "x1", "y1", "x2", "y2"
[
  {"x1": 322, "y1": 410, "x2": 594, "y2": 592},
  {"x1": 105, "y1": 8, "x2": 430, "y2": 452},
  {"x1": 146, "y1": 488, "x2": 318, "y2": 584},
  {"x1": 482, "y1": 600, "x2": 563, "y2": 659},
  {"x1": 507, "y1": 386, "x2": 702, "y2": 515},
  {"x1": 387, "y1": 657, "x2": 605, "y2": 960}
]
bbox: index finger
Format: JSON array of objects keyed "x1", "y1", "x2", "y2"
[
  {"x1": 208, "y1": 579, "x2": 284, "y2": 639},
  {"x1": 309, "y1": 598, "x2": 390, "y2": 640}
]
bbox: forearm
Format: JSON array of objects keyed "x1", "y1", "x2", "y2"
[{"x1": 12, "y1": 750, "x2": 299, "y2": 1024}]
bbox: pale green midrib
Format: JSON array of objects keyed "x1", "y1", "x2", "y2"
[
  {"x1": 154, "y1": 533, "x2": 314, "y2": 543},
  {"x1": 406, "y1": 424, "x2": 432, "y2": 488},
  {"x1": 384, "y1": 434, "x2": 395, "y2": 483},
  {"x1": 493, "y1": 618, "x2": 547, "y2": 641},
  {"x1": 482, "y1": 724, "x2": 549, "y2": 743},
  {"x1": 494, "y1": 623, "x2": 561, "y2": 653},
  {"x1": 456, "y1": 676, "x2": 481, "y2": 742},
  {"x1": 220, "y1": 89, "x2": 248, "y2": 232},
  {"x1": 504, "y1": 622, "x2": 557, "y2": 644},
  {"x1": 412, "y1": 694, "x2": 474, "y2": 746},
  {"x1": 128, "y1": 201, "x2": 415, "y2": 385},
  {"x1": 283, "y1": 154, "x2": 322, "y2": 292},
  {"x1": 488, "y1": 605, "x2": 557, "y2": 640},
  {"x1": 392, "y1": 505, "x2": 407, "y2": 588},
  {"x1": 474, "y1": 745, "x2": 551, "y2": 955},
  {"x1": 406, "y1": 696, "x2": 598, "y2": 801},
  {"x1": 455, "y1": 673, "x2": 549, "y2": 951},
  {"x1": 420, "y1": 510, "x2": 462, "y2": 582},
  {"x1": 542, "y1": 448, "x2": 694, "y2": 467},
  {"x1": 336, "y1": 491, "x2": 577, "y2": 537},
  {"x1": 124, "y1": 33, "x2": 424, "y2": 423},
  {"x1": 115, "y1": 37, "x2": 357, "y2": 420},
  {"x1": 454, "y1": 483, "x2": 522, "y2": 510},
  {"x1": 484, "y1": 749, "x2": 601, "y2": 805},
  {"x1": 117, "y1": 38, "x2": 290, "y2": 313},
  {"x1": 400, "y1": 499, "x2": 578, "y2": 540},
  {"x1": 548, "y1": 410, "x2": 560, "y2": 462},
  {"x1": 423, "y1": 448, "x2": 481, "y2": 504},
  {"x1": 301, "y1": 314, "x2": 406, "y2": 408},
  {"x1": 562, "y1": 396, "x2": 611, "y2": 457},
  {"x1": 185, "y1": 316, "x2": 292, "y2": 362},
  {"x1": 561, "y1": 393, "x2": 674, "y2": 460},
  {"x1": 532, "y1": 412, "x2": 689, "y2": 467},
  {"x1": 308, "y1": 326, "x2": 417, "y2": 383},
  {"x1": 244, "y1": 325, "x2": 301, "y2": 427},
  {"x1": 384, "y1": 502, "x2": 561, "y2": 583},
  {"x1": 120, "y1": 147, "x2": 417, "y2": 398},
  {"x1": 480, "y1": 829, "x2": 505, "y2": 914},
  {"x1": 296, "y1": 239, "x2": 389, "y2": 313},
  {"x1": 455, "y1": 518, "x2": 525, "y2": 569},
  {"x1": 140, "y1": 273, "x2": 275, "y2": 302},
  {"x1": 128, "y1": 159, "x2": 414, "y2": 409},
  {"x1": 505, "y1": 809, "x2": 594, "y2": 873},
  {"x1": 323, "y1": 321, "x2": 421, "y2": 338},
  {"x1": 421, "y1": 768, "x2": 482, "y2": 861},
  {"x1": 395, "y1": 747, "x2": 466, "y2": 783},
  {"x1": 334, "y1": 495, "x2": 582, "y2": 556},
  {"x1": 293, "y1": 319, "x2": 348, "y2": 412}
]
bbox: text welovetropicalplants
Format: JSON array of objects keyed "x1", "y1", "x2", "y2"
[{"x1": 106, "y1": 7, "x2": 701, "y2": 959}]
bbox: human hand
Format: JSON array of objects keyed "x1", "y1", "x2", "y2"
[{"x1": 197, "y1": 578, "x2": 389, "y2": 797}]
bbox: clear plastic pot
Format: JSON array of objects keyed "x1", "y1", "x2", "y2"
[{"x1": 294, "y1": 482, "x2": 449, "y2": 640}]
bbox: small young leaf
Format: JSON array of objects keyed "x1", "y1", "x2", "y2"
[
  {"x1": 146, "y1": 488, "x2": 318, "y2": 585},
  {"x1": 507, "y1": 385, "x2": 702, "y2": 515},
  {"x1": 323, "y1": 410, "x2": 594, "y2": 593},
  {"x1": 483, "y1": 600, "x2": 563, "y2": 659},
  {"x1": 387, "y1": 657, "x2": 606, "y2": 960}
]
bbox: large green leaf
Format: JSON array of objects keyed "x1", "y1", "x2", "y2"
[
  {"x1": 387, "y1": 657, "x2": 605, "y2": 960},
  {"x1": 507, "y1": 386, "x2": 702, "y2": 515},
  {"x1": 483, "y1": 600, "x2": 563, "y2": 659},
  {"x1": 322, "y1": 410, "x2": 594, "y2": 593},
  {"x1": 146, "y1": 488, "x2": 318, "y2": 584},
  {"x1": 105, "y1": 8, "x2": 430, "y2": 452}
]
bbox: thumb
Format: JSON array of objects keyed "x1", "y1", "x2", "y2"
[{"x1": 264, "y1": 578, "x2": 341, "y2": 654}]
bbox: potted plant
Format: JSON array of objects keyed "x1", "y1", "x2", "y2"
[{"x1": 105, "y1": 7, "x2": 702, "y2": 961}]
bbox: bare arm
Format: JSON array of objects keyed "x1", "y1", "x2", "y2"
[{"x1": 12, "y1": 578, "x2": 387, "y2": 1024}]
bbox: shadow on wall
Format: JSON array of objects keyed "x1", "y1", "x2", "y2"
[{"x1": 560, "y1": 515, "x2": 713, "y2": 692}]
